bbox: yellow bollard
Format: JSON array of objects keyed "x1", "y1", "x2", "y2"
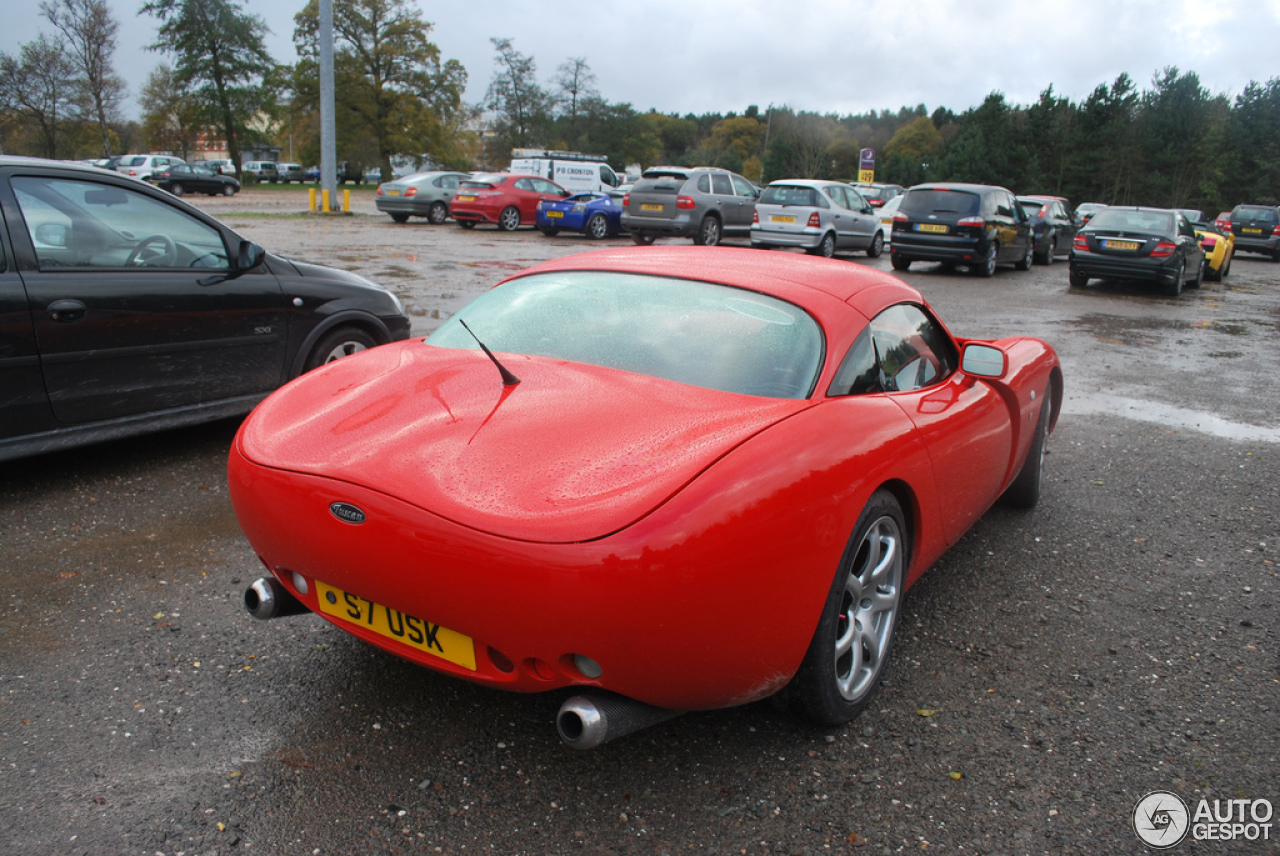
[
  {"x1": 322, "y1": 189, "x2": 330, "y2": 212},
  {"x1": 343, "y1": 189, "x2": 350, "y2": 212},
  {"x1": 309, "y1": 187, "x2": 316, "y2": 211}
]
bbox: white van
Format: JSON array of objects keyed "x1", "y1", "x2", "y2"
[{"x1": 508, "y1": 149, "x2": 621, "y2": 194}]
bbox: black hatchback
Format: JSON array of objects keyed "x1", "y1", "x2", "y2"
[
  {"x1": 890, "y1": 183, "x2": 1033, "y2": 276},
  {"x1": 0, "y1": 156, "x2": 411, "y2": 461},
  {"x1": 1226, "y1": 204, "x2": 1280, "y2": 261}
]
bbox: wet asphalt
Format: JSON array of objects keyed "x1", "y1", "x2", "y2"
[{"x1": 2, "y1": 193, "x2": 1277, "y2": 855}]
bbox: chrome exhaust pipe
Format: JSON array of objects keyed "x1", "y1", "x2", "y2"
[
  {"x1": 556, "y1": 692, "x2": 682, "y2": 750},
  {"x1": 244, "y1": 576, "x2": 310, "y2": 620}
]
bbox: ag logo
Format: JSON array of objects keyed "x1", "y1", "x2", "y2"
[
  {"x1": 1133, "y1": 791, "x2": 1190, "y2": 848},
  {"x1": 329, "y1": 502, "x2": 366, "y2": 524}
]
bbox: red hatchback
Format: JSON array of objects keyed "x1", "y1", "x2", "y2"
[{"x1": 450, "y1": 173, "x2": 569, "y2": 231}]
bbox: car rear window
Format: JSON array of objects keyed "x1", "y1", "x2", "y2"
[
  {"x1": 1087, "y1": 208, "x2": 1174, "y2": 235},
  {"x1": 122, "y1": 157, "x2": 146, "y2": 167},
  {"x1": 900, "y1": 189, "x2": 981, "y2": 217},
  {"x1": 1019, "y1": 201, "x2": 1045, "y2": 218},
  {"x1": 1232, "y1": 205, "x2": 1278, "y2": 223},
  {"x1": 760, "y1": 185, "x2": 819, "y2": 206},
  {"x1": 461, "y1": 174, "x2": 502, "y2": 188},
  {"x1": 428, "y1": 271, "x2": 824, "y2": 399},
  {"x1": 632, "y1": 175, "x2": 685, "y2": 194}
]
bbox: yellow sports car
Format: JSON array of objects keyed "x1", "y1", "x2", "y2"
[{"x1": 1195, "y1": 224, "x2": 1235, "y2": 281}]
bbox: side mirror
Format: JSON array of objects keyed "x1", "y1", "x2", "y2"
[
  {"x1": 961, "y1": 343, "x2": 1006, "y2": 378},
  {"x1": 35, "y1": 223, "x2": 69, "y2": 248},
  {"x1": 237, "y1": 240, "x2": 266, "y2": 271}
]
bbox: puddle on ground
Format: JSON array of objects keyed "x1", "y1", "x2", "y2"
[
  {"x1": 1065, "y1": 393, "x2": 1280, "y2": 442},
  {"x1": 1068, "y1": 313, "x2": 1258, "y2": 347}
]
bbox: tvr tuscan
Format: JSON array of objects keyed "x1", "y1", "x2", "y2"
[{"x1": 230, "y1": 247, "x2": 1062, "y2": 748}]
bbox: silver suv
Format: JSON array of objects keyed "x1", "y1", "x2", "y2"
[{"x1": 621, "y1": 166, "x2": 759, "y2": 246}]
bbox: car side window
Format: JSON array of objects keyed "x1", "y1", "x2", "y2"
[
  {"x1": 711, "y1": 174, "x2": 733, "y2": 195},
  {"x1": 696, "y1": 174, "x2": 711, "y2": 193},
  {"x1": 829, "y1": 303, "x2": 957, "y2": 396},
  {"x1": 825, "y1": 186, "x2": 848, "y2": 209},
  {"x1": 731, "y1": 175, "x2": 756, "y2": 198},
  {"x1": 514, "y1": 178, "x2": 535, "y2": 191},
  {"x1": 11, "y1": 176, "x2": 230, "y2": 270}
]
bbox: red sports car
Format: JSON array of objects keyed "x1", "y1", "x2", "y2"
[
  {"x1": 449, "y1": 172, "x2": 569, "y2": 231},
  {"x1": 230, "y1": 247, "x2": 1061, "y2": 748}
]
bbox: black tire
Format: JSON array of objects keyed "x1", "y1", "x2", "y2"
[
  {"x1": 866, "y1": 231, "x2": 884, "y2": 258},
  {"x1": 586, "y1": 213, "x2": 609, "y2": 240},
  {"x1": 1164, "y1": 260, "x2": 1185, "y2": 296},
  {"x1": 457, "y1": 220, "x2": 476, "y2": 230},
  {"x1": 1272, "y1": 247, "x2": 1280, "y2": 263},
  {"x1": 497, "y1": 206, "x2": 521, "y2": 232},
  {"x1": 693, "y1": 215, "x2": 721, "y2": 246},
  {"x1": 170, "y1": 183, "x2": 185, "y2": 197},
  {"x1": 1015, "y1": 239, "x2": 1033, "y2": 271},
  {"x1": 428, "y1": 201, "x2": 448, "y2": 225},
  {"x1": 223, "y1": 184, "x2": 236, "y2": 197},
  {"x1": 890, "y1": 253, "x2": 911, "y2": 271},
  {"x1": 788, "y1": 490, "x2": 907, "y2": 726},
  {"x1": 1221, "y1": 255, "x2": 1232, "y2": 278},
  {"x1": 808, "y1": 232, "x2": 836, "y2": 258},
  {"x1": 1036, "y1": 237, "x2": 1055, "y2": 265},
  {"x1": 303, "y1": 326, "x2": 378, "y2": 373},
  {"x1": 631, "y1": 231, "x2": 656, "y2": 246},
  {"x1": 1188, "y1": 259, "x2": 1204, "y2": 289},
  {"x1": 1069, "y1": 268, "x2": 1089, "y2": 288},
  {"x1": 973, "y1": 242, "x2": 998, "y2": 277},
  {"x1": 390, "y1": 213, "x2": 410, "y2": 224},
  {"x1": 1001, "y1": 386, "x2": 1052, "y2": 509}
]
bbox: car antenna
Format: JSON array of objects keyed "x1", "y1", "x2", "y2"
[{"x1": 459, "y1": 319, "x2": 521, "y2": 386}]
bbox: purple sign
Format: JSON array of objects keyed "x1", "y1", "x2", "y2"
[{"x1": 859, "y1": 148, "x2": 876, "y2": 171}]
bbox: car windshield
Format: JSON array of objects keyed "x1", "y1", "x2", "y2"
[
  {"x1": 1087, "y1": 208, "x2": 1174, "y2": 235},
  {"x1": 901, "y1": 189, "x2": 980, "y2": 217},
  {"x1": 760, "y1": 185, "x2": 819, "y2": 206},
  {"x1": 428, "y1": 271, "x2": 824, "y2": 399}
]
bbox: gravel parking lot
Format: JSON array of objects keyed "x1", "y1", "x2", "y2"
[{"x1": 2, "y1": 190, "x2": 1276, "y2": 855}]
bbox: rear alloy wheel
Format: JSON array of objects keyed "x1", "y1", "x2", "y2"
[
  {"x1": 222, "y1": 184, "x2": 236, "y2": 196},
  {"x1": 789, "y1": 489, "x2": 906, "y2": 725},
  {"x1": 631, "y1": 231, "x2": 656, "y2": 245},
  {"x1": 390, "y1": 213, "x2": 410, "y2": 224},
  {"x1": 586, "y1": 213, "x2": 609, "y2": 240},
  {"x1": 867, "y1": 231, "x2": 884, "y2": 258},
  {"x1": 170, "y1": 183, "x2": 185, "y2": 197},
  {"x1": 303, "y1": 326, "x2": 377, "y2": 373},
  {"x1": 890, "y1": 253, "x2": 911, "y2": 272},
  {"x1": 808, "y1": 232, "x2": 837, "y2": 258},
  {"x1": 693, "y1": 215, "x2": 722, "y2": 246},
  {"x1": 428, "y1": 201, "x2": 448, "y2": 225},
  {"x1": 974, "y1": 242, "x2": 998, "y2": 277},
  {"x1": 497, "y1": 206, "x2": 521, "y2": 232},
  {"x1": 1165, "y1": 260, "x2": 1185, "y2": 296},
  {"x1": 1037, "y1": 237, "x2": 1056, "y2": 265}
]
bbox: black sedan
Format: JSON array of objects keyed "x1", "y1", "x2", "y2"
[
  {"x1": 1068, "y1": 206, "x2": 1205, "y2": 296},
  {"x1": 152, "y1": 162, "x2": 241, "y2": 197},
  {"x1": 0, "y1": 156, "x2": 411, "y2": 462},
  {"x1": 1017, "y1": 195, "x2": 1076, "y2": 264}
]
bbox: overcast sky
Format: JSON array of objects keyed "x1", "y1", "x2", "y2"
[{"x1": 5, "y1": 0, "x2": 1280, "y2": 122}]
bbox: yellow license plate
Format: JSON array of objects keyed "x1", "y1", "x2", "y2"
[
  {"x1": 640, "y1": 203, "x2": 663, "y2": 212},
  {"x1": 386, "y1": 189, "x2": 400, "y2": 196},
  {"x1": 1103, "y1": 239, "x2": 1140, "y2": 251},
  {"x1": 770, "y1": 214, "x2": 796, "y2": 224},
  {"x1": 456, "y1": 195, "x2": 475, "y2": 202},
  {"x1": 916, "y1": 223, "x2": 948, "y2": 234},
  {"x1": 547, "y1": 210, "x2": 563, "y2": 218},
  {"x1": 1243, "y1": 227, "x2": 1263, "y2": 234},
  {"x1": 315, "y1": 581, "x2": 476, "y2": 671}
]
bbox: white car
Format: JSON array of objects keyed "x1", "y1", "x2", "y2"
[
  {"x1": 116, "y1": 154, "x2": 185, "y2": 182},
  {"x1": 876, "y1": 194, "x2": 904, "y2": 248},
  {"x1": 751, "y1": 179, "x2": 883, "y2": 258}
]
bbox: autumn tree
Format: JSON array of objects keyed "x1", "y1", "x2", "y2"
[
  {"x1": 39, "y1": 0, "x2": 125, "y2": 157},
  {"x1": 143, "y1": 0, "x2": 277, "y2": 175},
  {"x1": 139, "y1": 63, "x2": 202, "y2": 159},
  {"x1": 0, "y1": 35, "x2": 78, "y2": 158},
  {"x1": 484, "y1": 37, "x2": 554, "y2": 158}
]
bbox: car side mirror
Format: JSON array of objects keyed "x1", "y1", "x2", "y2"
[
  {"x1": 35, "y1": 223, "x2": 69, "y2": 248},
  {"x1": 961, "y1": 343, "x2": 1006, "y2": 378},
  {"x1": 237, "y1": 240, "x2": 266, "y2": 271}
]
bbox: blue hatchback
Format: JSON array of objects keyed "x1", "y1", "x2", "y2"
[{"x1": 536, "y1": 190, "x2": 627, "y2": 239}]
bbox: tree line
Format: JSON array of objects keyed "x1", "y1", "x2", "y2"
[{"x1": 2, "y1": 0, "x2": 1278, "y2": 211}]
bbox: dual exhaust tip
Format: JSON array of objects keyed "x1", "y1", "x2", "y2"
[{"x1": 243, "y1": 576, "x2": 681, "y2": 748}]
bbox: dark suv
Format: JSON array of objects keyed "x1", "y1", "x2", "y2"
[
  {"x1": 890, "y1": 183, "x2": 1033, "y2": 276},
  {"x1": 621, "y1": 166, "x2": 759, "y2": 246},
  {"x1": 1226, "y1": 204, "x2": 1280, "y2": 261}
]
